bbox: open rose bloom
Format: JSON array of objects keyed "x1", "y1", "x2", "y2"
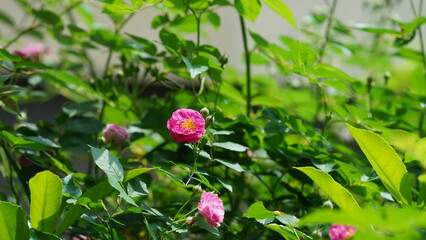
[
  {"x1": 197, "y1": 191, "x2": 225, "y2": 228},
  {"x1": 329, "y1": 224, "x2": 356, "y2": 240},
  {"x1": 167, "y1": 109, "x2": 205, "y2": 143},
  {"x1": 103, "y1": 124, "x2": 130, "y2": 145}
]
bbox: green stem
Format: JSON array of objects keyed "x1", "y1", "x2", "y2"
[
  {"x1": 317, "y1": 0, "x2": 338, "y2": 63},
  {"x1": 410, "y1": 0, "x2": 426, "y2": 136},
  {"x1": 239, "y1": 15, "x2": 252, "y2": 116},
  {"x1": 1, "y1": 144, "x2": 30, "y2": 201}
]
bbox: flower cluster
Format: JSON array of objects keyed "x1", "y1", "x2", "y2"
[
  {"x1": 329, "y1": 224, "x2": 356, "y2": 240},
  {"x1": 103, "y1": 124, "x2": 130, "y2": 146},
  {"x1": 167, "y1": 109, "x2": 206, "y2": 143},
  {"x1": 197, "y1": 191, "x2": 225, "y2": 228}
]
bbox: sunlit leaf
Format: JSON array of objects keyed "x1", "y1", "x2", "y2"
[
  {"x1": 0, "y1": 201, "x2": 30, "y2": 240},
  {"x1": 260, "y1": 0, "x2": 298, "y2": 29},
  {"x1": 347, "y1": 124, "x2": 412, "y2": 205},
  {"x1": 294, "y1": 167, "x2": 361, "y2": 211},
  {"x1": 243, "y1": 201, "x2": 276, "y2": 219},
  {"x1": 30, "y1": 171, "x2": 63, "y2": 233},
  {"x1": 235, "y1": 0, "x2": 261, "y2": 22}
]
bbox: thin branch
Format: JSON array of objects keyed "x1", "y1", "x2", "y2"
[
  {"x1": 239, "y1": 15, "x2": 252, "y2": 116},
  {"x1": 317, "y1": 0, "x2": 338, "y2": 63}
]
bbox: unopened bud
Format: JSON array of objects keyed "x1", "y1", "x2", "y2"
[
  {"x1": 205, "y1": 115, "x2": 214, "y2": 127},
  {"x1": 193, "y1": 185, "x2": 203, "y2": 194},
  {"x1": 185, "y1": 217, "x2": 195, "y2": 226},
  {"x1": 200, "y1": 108, "x2": 209, "y2": 118},
  {"x1": 323, "y1": 199, "x2": 333, "y2": 209}
]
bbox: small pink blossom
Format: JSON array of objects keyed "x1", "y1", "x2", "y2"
[
  {"x1": 167, "y1": 109, "x2": 205, "y2": 143},
  {"x1": 13, "y1": 43, "x2": 46, "y2": 62},
  {"x1": 329, "y1": 224, "x2": 356, "y2": 240},
  {"x1": 185, "y1": 217, "x2": 195, "y2": 226},
  {"x1": 103, "y1": 124, "x2": 130, "y2": 145},
  {"x1": 197, "y1": 191, "x2": 225, "y2": 228},
  {"x1": 71, "y1": 235, "x2": 91, "y2": 240}
]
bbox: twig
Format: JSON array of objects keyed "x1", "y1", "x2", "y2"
[{"x1": 239, "y1": 15, "x2": 252, "y2": 116}]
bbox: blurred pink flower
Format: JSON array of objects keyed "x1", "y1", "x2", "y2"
[
  {"x1": 167, "y1": 109, "x2": 205, "y2": 143},
  {"x1": 329, "y1": 224, "x2": 356, "y2": 240},
  {"x1": 13, "y1": 43, "x2": 46, "y2": 62},
  {"x1": 103, "y1": 124, "x2": 130, "y2": 145},
  {"x1": 71, "y1": 235, "x2": 91, "y2": 240},
  {"x1": 197, "y1": 191, "x2": 224, "y2": 228},
  {"x1": 18, "y1": 156, "x2": 34, "y2": 167}
]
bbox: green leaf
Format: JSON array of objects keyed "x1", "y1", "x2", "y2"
[
  {"x1": 90, "y1": 146, "x2": 124, "y2": 182},
  {"x1": 0, "y1": 11, "x2": 14, "y2": 26},
  {"x1": 314, "y1": 63, "x2": 359, "y2": 82},
  {"x1": 181, "y1": 55, "x2": 209, "y2": 79},
  {"x1": 350, "y1": 23, "x2": 400, "y2": 34},
  {"x1": 0, "y1": 201, "x2": 30, "y2": 240},
  {"x1": 260, "y1": 0, "x2": 298, "y2": 29},
  {"x1": 265, "y1": 224, "x2": 312, "y2": 240},
  {"x1": 406, "y1": 138, "x2": 426, "y2": 164},
  {"x1": 159, "y1": 28, "x2": 182, "y2": 54},
  {"x1": 235, "y1": 0, "x2": 261, "y2": 22},
  {"x1": 107, "y1": 175, "x2": 137, "y2": 206},
  {"x1": 0, "y1": 74, "x2": 13, "y2": 83},
  {"x1": 37, "y1": 70, "x2": 99, "y2": 102},
  {"x1": 217, "y1": 178, "x2": 233, "y2": 192},
  {"x1": 347, "y1": 124, "x2": 412, "y2": 205},
  {"x1": 294, "y1": 167, "x2": 361, "y2": 211},
  {"x1": 130, "y1": 0, "x2": 144, "y2": 9},
  {"x1": 243, "y1": 201, "x2": 276, "y2": 219},
  {"x1": 0, "y1": 130, "x2": 47, "y2": 150},
  {"x1": 381, "y1": 129, "x2": 419, "y2": 153},
  {"x1": 55, "y1": 168, "x2": 153, "y2": 235},
  {"x1": 14, "y1": 61, "x2": 50, "y2": 70},
  {"x1": 0, "y1": 95, "x2": 20, "y2": 116},
  {"x1": 29, "y1": 171, "x2": 63, "y2": 233},
  {"x1": 215, "y1": 158, "x2": 245, "y2": 173},
  {"x1": 127, "y1": 179, "x2": 149, "y2": 197},
  {"x1": 213, "y1": 141, "x2": 248, "y2": 152},
  {"x1": 33, "y1": 9, "x2": 63, "y2": 30},
  {"x1": 103, "y1": 3, "x2": 137, "y2": 15},
  {"x1": 0, "y1": 49, "x2": 21, "y2": 62}
]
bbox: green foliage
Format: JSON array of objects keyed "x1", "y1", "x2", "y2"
[{"x1": 1, "y1": 0, "x2": 426, "y2": 239}]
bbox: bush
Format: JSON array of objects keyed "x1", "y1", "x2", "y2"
[{"x1": 1, "y1": 0, "x2": 426, "y2": 239}]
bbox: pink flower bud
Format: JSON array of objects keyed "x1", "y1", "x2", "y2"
[
  {"x1": 103, "y1": 124, "x2": 130, "y2": 145},
  {"x1": 185, "y1": 217, "x2": 195, "y2": 226},
  {"x1": 167, "y1": 109, "x2": 205, "y2": 143},
  {"x1": 329, "y1": 224, "x2": 356, "y2": 240},
  {"x1": 197, "y1": 191, "x2": 225, "y2": 228}
]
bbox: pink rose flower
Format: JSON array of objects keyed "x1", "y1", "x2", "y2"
[
  {"x1": 167, "y1": 109, "x2": 205, "y2": 143},
  {"x1": 13, "y1": 43, "x2": 46, "y2": 62},
  {"x1": 329, "y1": 224, "x2": 356, "y2": 240},
  {"x1": 197, "y1": 191, "x2": 225, "y2": 228},
  {"x1": 103, "y1": 124, "x2": 130, "y2": 145}
]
